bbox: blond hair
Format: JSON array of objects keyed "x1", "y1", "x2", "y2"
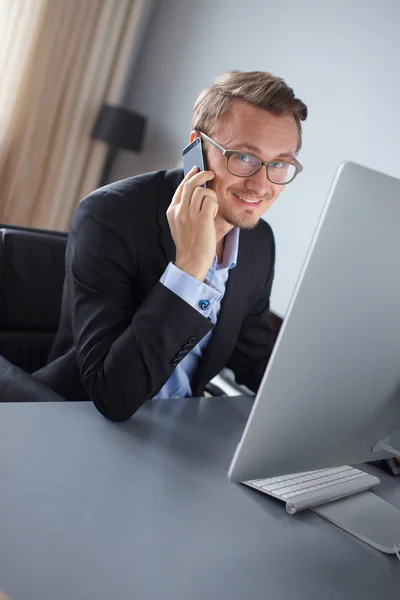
[{"x1": 192, "y1": 70, "x2": 308, "y2": 152}]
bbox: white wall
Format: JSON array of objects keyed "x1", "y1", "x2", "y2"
[{"x1": 112, "y1": 0, "x2": 400, "y2": 317}]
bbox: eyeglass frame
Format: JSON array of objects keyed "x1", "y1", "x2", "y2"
[{"x1": 199, "y1": 131, "x2": 303, "y2": 185}]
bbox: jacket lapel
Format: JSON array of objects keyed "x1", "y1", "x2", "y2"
[{"x1": 191, "y1": 241, "x2": 250, "y2": 395}]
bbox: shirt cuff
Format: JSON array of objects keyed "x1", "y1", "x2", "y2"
[{"x1": 160, "y1": 262, "x2": 222, "y2": 318}]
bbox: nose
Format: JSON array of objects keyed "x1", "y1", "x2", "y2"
[{"x1": 244, "y1": 166, "x2": 274, "y2": 198}]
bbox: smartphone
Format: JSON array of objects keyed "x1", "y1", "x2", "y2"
[{"x1": 182, "y1": 137, "x2": 208, "y2": 187}]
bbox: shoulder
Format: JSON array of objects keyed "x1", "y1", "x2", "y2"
[
  {"x1": 71, "y1": 168, "x2": 183, "y2": 232},
  {"x1": 253, "y1": 219, "x2": 274, "y2": 244},
  {"x1": 240, "y1": 219, "x2": 275, "y2": 258},
  {"x1": 237, "y1": 219, "x2": 276, "y2": 295}
]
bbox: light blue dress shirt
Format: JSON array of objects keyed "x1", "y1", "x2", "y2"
[{"x1": 153, "y1": 227, "x2": 240, "y2": 398}]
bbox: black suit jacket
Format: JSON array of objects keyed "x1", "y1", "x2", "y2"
[{"x1": 34, "y1": 168, "x2": 275, "y2": 421}]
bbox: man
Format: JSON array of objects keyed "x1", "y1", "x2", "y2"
[{"x1": 34, "y1": 70, "x2": 308, "y2": 421}]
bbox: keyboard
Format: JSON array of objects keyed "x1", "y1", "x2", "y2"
[{"x1": 244, "y1": 465, "x2": 380, "y2": 514}]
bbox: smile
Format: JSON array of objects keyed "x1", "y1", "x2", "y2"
[{"x1": 233, "y1": 193, "x2": 262, "y2": 206}]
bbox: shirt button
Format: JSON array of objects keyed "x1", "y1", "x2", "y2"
[
  {"x1": 171, "y1": 358, "x2": 180, "y2": 366},
  {"x1": 199, "y1": 299, "x2": 210, "y2": 310}
]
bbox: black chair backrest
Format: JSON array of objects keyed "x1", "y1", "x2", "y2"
[
  {"x1": 0, "y1": 228, "x2": 67, "y2": 330},
  {"x1": 0, "y1": 226, "x2": 68, "y2": 372}
]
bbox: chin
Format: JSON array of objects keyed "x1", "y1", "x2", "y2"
[{"x1": 224, "y1": 211, "x2": 261, "y2": 231}]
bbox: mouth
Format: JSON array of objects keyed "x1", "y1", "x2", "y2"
[{"x1": 232, "y1": 192, "x2": 263, "y2": 208}]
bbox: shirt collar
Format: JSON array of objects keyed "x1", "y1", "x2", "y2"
[{"x1": 217, "y1": 227, "x2": 240, "y2": 271}]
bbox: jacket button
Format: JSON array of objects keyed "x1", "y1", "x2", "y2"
[
  {"x1": 183, "y1": 344, "x2": 192, "y2": 352},
  {"x1": 187, "y1": 337, "x2": 197, "y2": 345},
  {"x1": 177, "y1": 351, "x2": 186, "y2": 359},
  {"x1": 171, "y1": 358, "x2": 180, "y2": 366}
]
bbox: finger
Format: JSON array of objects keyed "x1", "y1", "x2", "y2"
[
  {"x1": 180, "y1": 170, "x2": 215, "y2": 209},
  {"x1": 199, "y1": 194, "x2": 219, "y2": 220},
  {"x1": 186, "y1": 169, "x2": 215, "y2": 189},
  {"x1": 189, "y1": 187, "x2": 217, "y2": 219},
  {"x1": 170, "y1": 166, "x2": 199, "y2": 206}
]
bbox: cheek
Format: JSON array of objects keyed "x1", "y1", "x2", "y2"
[
  {"x1": 212, "y1": 171, "x2": 237, "y2": 199},
  {"x1": 218, "y1": 177, "x2": 238, "y2": 202},
  {"x1": 206, "y1": 154, "x2": 241, "y2": 200},
  {"x1": 271, "y1": 184, "x2": 285, "y2": 199}
]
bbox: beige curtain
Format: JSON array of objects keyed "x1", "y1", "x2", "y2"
[{"x1": 0, "y1": 0, "x2": 145, "y2": 230}]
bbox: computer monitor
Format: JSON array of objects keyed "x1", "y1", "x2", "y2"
[{"x1": 229, "y1": 161, "x2": 400, "y2": 484}]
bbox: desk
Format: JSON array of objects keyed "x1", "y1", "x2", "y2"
[{"x1": 0, "y1": 398, "x2": 399, "y2": 600}]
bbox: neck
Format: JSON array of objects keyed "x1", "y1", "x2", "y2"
[
  {"x1": 215, "y1": 217, "x2": 234, "y2": 264},
  {"x1": 215, "y1": 214, "x2": 234, "y2": 245}
]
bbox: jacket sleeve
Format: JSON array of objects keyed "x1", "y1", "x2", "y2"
[
  {"x1": 225, "y1": 229, "x2": 276, "y2": 393},
  {"x1": 67, "y1": 192, "x2": 213, "y2": 421}
]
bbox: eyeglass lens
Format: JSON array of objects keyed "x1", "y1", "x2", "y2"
[{"x1": 228, "y1": 152, "x2": 296, "y2": 183}]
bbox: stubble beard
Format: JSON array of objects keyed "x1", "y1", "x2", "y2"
[{"x1": 219, "y1": 206, "x2": 262, "y2": 231}]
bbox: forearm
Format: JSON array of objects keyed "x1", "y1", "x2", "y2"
[{"x1": 74, "y1": 282, "x2": 213, "y2": 421}]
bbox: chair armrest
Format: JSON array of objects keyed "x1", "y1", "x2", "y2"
[{"x1": 204, "y1": 382, "x2": 226, "y2": 397}]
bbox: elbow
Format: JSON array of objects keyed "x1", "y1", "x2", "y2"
[
  {"x1": 94, "y1": 399, "x2": 136, "y2": 422},
  {"x1": 84, "y1": 371, "x2": 145, "y2": 422}
]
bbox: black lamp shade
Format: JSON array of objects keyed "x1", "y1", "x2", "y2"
[{"x1": 92, "y1": 105, "x2": 147, "y2": 152}]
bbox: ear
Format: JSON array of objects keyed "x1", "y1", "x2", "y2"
[{"x1": 189, "y1": 130, "x2": 200, "y2": 143}]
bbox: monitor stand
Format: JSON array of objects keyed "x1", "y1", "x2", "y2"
[{"x1": 311, "y1": 491, "x2": 400, "y2": 554}]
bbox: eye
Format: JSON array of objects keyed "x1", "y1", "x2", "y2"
[
  {"x1": 269, "y1": 161, "x2": 285, "y2": 169},
  {"x1": 238, "y1": 153, "x2": 253, "y2": 163}
]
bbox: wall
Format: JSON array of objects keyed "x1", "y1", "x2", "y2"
[{"x1": 112, "y1": 0, "x2": 400, "y2": 317}]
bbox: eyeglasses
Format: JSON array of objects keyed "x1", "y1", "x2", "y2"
[{"x1": 199, "y1": 132, "x2": 303, "y2": 185}]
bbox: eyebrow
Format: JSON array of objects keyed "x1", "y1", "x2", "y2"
[{"x1": 231, "y1": 141, "x2": 295, "y2": 160}]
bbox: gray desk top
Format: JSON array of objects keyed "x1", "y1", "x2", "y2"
[{"x1": 0, "y1": 398, "x2": 399, "y2": 600}]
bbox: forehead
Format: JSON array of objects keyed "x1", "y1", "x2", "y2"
[{"x1": 213, "y1": 99, "x2": 299, "y2": 157}]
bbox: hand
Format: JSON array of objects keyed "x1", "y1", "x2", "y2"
[{"x1": 167, "y1": 167, "x2": 218, "y2": 281}]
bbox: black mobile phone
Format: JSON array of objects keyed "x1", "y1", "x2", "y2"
[{"x1": 182, "y1": 137, "x2": 208, "y2": 187}]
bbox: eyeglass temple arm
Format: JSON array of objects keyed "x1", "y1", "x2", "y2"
[{"x1": 199, "y1": 132, "x2": 226, "y2": 154}]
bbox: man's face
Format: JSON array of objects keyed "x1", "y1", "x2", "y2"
[{"x1": 202, "y1": 100, "x2": 299, "y2": 232}]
